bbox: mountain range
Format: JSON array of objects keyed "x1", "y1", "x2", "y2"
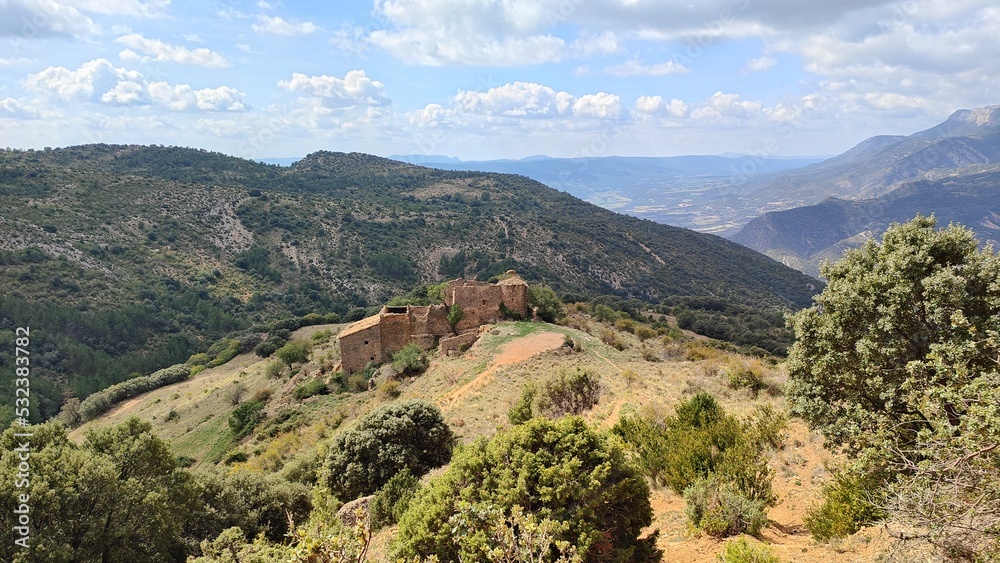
[
  {"x1": 0, "y1": 144, "x2": 817, "y2": 420},
  {"x1": 389, "y1": 153, "x2": 824, "y2": 233},
  {"x1": 733, "y1": 105, "x2": 1000, "y2": 275}
]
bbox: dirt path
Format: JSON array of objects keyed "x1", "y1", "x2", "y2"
[{"x1": 440, "y1": 331, "x2": 565, "y2": 410}]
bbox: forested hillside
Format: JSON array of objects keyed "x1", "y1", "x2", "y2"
[{"x1": 0, "y1": 144, "x2": 818, "y2": 420}]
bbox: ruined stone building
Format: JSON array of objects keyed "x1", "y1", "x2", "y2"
[{"x1": 338, "y1": 271, "x2": 529, "y2": 375}]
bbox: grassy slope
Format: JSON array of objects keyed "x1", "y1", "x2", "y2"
[
  {"x1": 1, "y1": 145, "x2": 820, "y2": 421},
  {"x1": 73, "y1": 315, "x2": 890, "y2": 562}
]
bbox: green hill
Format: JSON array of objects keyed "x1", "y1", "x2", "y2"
[{"x1": 0, "y1": 144, "x2": 818, "y2": 420}]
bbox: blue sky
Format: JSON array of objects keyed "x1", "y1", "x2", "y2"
[{"x1": 1, "y1": 0, "x2": 998, "y2": 160}]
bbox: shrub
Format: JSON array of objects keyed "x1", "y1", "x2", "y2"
[
  {"x1": 292, "y1": 378, "x2": 328, "y2": 401},
  {"x1": 537, "y1": 367, "x2": 602, "y2": 417},
  {"x1": 507, "y1": 383, "x2": 536, "y2": 425},
  {"x1": 264, "y1": 359, "x2": 285, "y2": 379},
  {"x1": 250, "y1": 388, "x2": 272, "y2": 404},
  {"x1": 229, "y1": 400, "x2": 265, "y2": 438},
  {"x1": 722, "y1": 357, "x2": 767, "y2": 396},
  {"x1": 225, "y1": 383, "x2": 248, "y2": 406},
  {"x1": 684, "y1": 475, "x2": 768, "y2": 537},
  {"x1": 528, "y1": 284, "x2": 564, "y2": 323},
  {"x1": 615, "y1": 318, "x2": 636, "y2": 333},
  {"x1": 641, "y1": 344, "x2": 660, "y2": 362},
  {"x1": 254, "y1": 336, "x2": 283, "y2": 358},
  {"x1": 804, "y1": 466, "x2": 887, "y2": 541},
  {"x1": 381, "y1": 380, "x2": 401, "y2": 399},
  {"x1": 447, "y1": 304, "x2": 463, "y2": 332},
  {"x1": 599, "y1": 328, "x2": 627, "y2": 350},
  {"x1": 391, "y1": 343, "x2": 428, "y2": 376},
  {"x1": 370, "y1": 468, "x2": 420, "y2": 530},
  {"x1": 275, "y1": 340, "x2": 310, "y2": 365},
  {"x1": 394, "y1": 417, "x2": 659, "y2": 562},
  {"x1": 635, "y1": 326, "x2": 657, "y2": 341},
  {"x1": 346, "y1": 373, "x2": 368, "y2": 392},
  {"x1": 717, "y1": 537, "x2": 780, "y2": 563},
  {"x1": 326, "y1": 400, "x2": 455, "y2": 501},
  {"x1": 613, "y1": 392, "x2": 779, "y2": 506},
  {"x1": 76, "y1": 364, "x2": 190, "y2": 422}
]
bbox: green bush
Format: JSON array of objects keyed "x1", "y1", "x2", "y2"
[
  {"x1": 228, "y1": 400, "x2": 265, "y2": 438},
  {"x1": 613, "y1": 393, "x2": 779, "y2": 506},
  {"x1": 717, "y1": 537, "x2": 780, "y2": 563},
  {"x1": 264, "y1": 359, "x2": 285, "y2": 379},
  {"x1": 74, "y1": 364, "x2": 190, "y2": 423},
  {"x1": 722, "y1": 357, "x2": 767, "y2": 396},
  {"x1": 292, "y1": 378, "x2": 328, "y2": 401},
  {"x1": 804, "y1": 466, "x2": 887, "y2": 541},
  {"x1": 326, "y1": 400, "x2": 455, "y2": 501},
  {"x1": 684, "y1": 475, "x2": 768, "y2": 537},
  {"x1": 394, "y1": 417, "x2": 659, "y2": 562},
  {"x1": 528, "y1": 284, "x2": 564, "y2": 323},
  {"x1": 370, "y1": 468, "x2": 420, "y2": 530},
  {"x1": 275, "y1": 340, "x2": 310, "y2": 365},
  {"x1": 537, "y1": 367, "x2": 602, "y2": 417},
  {"x1": 507, "y1": 383, "x2": 536, "y2": 425},
  {"x1": 599, "y1": 328, "x2": 627, "y2": 350},
  {"x1": 391, "y1": 342, "x2": 428, "y2": 376}
]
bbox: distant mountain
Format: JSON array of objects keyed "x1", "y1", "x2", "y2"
[
  {"x1": 736, "y1": 105, "x2": 1000, "y2": 204},
  {"x1": 733, "y1": 176, "x2": 1000, "y2": 277},
  {"x1": 0, "y1": 144, "x2": 818, "y2": 420},
  {"x1": 388, "y1": 154, "x2": 824, "y2": 233}
]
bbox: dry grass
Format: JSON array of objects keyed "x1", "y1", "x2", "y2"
[{"x1": 73, "y1": 316, "x2": 890, "y2": 561}]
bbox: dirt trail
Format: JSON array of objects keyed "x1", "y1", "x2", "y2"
[{"x1": 440, "y1": 331, "x2": 565, "y2": 410}]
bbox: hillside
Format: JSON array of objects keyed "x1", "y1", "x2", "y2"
[
  {"x1": 71, "y1": 314, "x2": 887, "y2": 562},
  {"x1": 733, "y1": 171, "x2": 1000, "y2": 276},
  {"x1": 390, "y1": 154, "x2": 822, "y2": 233},
  {"x1": 0, "y1": 144, "x2": 818, "y2": 421}
]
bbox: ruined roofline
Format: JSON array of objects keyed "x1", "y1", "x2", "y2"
[{"x1": 338, "y1": 314, "x2": 382, "y2": 338}]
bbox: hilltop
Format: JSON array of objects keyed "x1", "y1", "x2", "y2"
[{"x1": 0, "y1": 144, "x2": 818, "y2": 420}]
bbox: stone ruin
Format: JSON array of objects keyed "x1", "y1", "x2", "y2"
[{"x1": 337, "y1": 270, "x2": 529, "y2": 375}]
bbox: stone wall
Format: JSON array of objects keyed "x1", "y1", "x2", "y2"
[
  {"x1": 338, "y1": 317, "x2": 382, "y2": 375},
  {"x1": 378, "y1": 311, "x2": 412, "y2": 358},
  {"x1": 338, "y1": 271, "x2": 530, "y2": 374},
  {"x1": 440, "y1": 332, "x2": 479, "y2": 356}
]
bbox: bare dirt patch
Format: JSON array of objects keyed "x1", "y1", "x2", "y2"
[{"x1": 439, "y1": 331, "x2": 565, "y2": 411}]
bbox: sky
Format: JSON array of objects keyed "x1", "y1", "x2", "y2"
[{"x1": 0, "y1": 0, "x2": 998, "y2": 161}]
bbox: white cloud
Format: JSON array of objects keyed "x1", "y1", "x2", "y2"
[
  {"x1": 252, "y1": 15, "x2": 321, "y2": 36},
  {"x1": 25, "y1": 59, "x2": 247, "y2": 112},
  {"x1": 25, "y1": 59, "x2": 142, "y2": 101},
  {"x1": 745, "y1": 55, "x2": 777, "y2": 72},
  {"x1": 256, "y1": 0, "x2": 281, "y2": 9},
  {"x1": 146, "y1": 82, "x2": 246, "y2": 111},
  {"x1": 115, "y1": 33, "x2": 229, "y2": 67},
  {"x1": 367, "y1": 0, "x2": 572, "y2": 65},
  {"x1": 0, "y1": 0, "x2": 99, "y2": 38},
  {"x1": 573, "y1": 92, "x2": 623, "y2": 119},
  {"x1": 453, "y1": 82, "x2": 574, "y2": 117},
  {"x1": 278, "y1": 70, "x2": 390, "y2": 108},
  {"x1": 634, "y1": 95, "x2": 688, "y2": 118},
  {"x1": 0, "y1": 98, "x2": 37, "y2": 118},
  {"x1": 183, "y1": 33, "x2": 203, "y2": 43},
  {"x1": 604, "y1": 58, "x2": 690, "y2": 76}
]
